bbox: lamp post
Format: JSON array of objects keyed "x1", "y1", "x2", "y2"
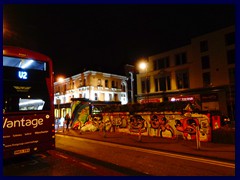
[
  {"x1": 125, "y1": 64, "x2": 135, "y2": 104},
  {"x1": 139, "y1": 60, "x2": 149, "y2": 103},
  {"x1": 56, "y1": 76, "x2": 65, "y2": 130},
  {"x1": 128, "y1": 72, "x2": 134, "y2": 104}
]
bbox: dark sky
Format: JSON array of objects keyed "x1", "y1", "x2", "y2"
[{"x1": 3, "y1": 4, "x2": 235, "y2": 78}]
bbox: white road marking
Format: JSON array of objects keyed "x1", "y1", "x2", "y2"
[
  {"x1": 55, "y1": 153, "x2": 69, "y2": 159},
  {"x1": 52, "y1": 149, "x2": 97, "y2": 170},
  {"x1": 79, "y1": 162, "x2": 97, "y2": 169}
]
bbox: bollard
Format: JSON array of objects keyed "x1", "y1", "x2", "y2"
[
  {"x1": 103, "y1": 123, "x2": 106, "y2": 138},
  {"x1": 196, "y1": 126, "x2": 201, "y2": 150},
  {"x1": 63, "y1": 122, "x2": 65, "y2": 132},
  {"x1": 147, "y1": 124, "x2": 150, "y2": 136}
]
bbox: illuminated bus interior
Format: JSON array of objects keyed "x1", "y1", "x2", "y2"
[{"x1": 19, "y1": 98, "x2": 45, "y2": 111}]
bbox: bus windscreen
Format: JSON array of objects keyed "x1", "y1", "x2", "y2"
[
  {"x1": 3, "y1": 56, "x2": 51, "y2": 113},
  {"x1": 3, "y1": 56, "x2": 47, "y2": 71}
]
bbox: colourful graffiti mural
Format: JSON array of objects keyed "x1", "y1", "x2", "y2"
[
  {"x1": 148, "y1": 114, "x2": 175, "y2": 138},
  {"x1": 129, "y1": 114, "x2": 147, "y2": 133},
  {"x1": 68, "y1": 100, "x2": 211, "y2": 142},
  {"x1": 174, "y1": 117, "x2": 199, "y2": 140},
  {"x1": 71, "y1": 100, "x2": 89, "y2": 130}
]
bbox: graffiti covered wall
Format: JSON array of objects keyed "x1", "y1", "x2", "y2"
[{"x1": 72, "y1": 110, "x2": 211, "y2": 142}]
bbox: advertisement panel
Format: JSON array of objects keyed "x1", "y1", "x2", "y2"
[{"x1": 3, "y1": 113, "x2": 55, "y2": 157}]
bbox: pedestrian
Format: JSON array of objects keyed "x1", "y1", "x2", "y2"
[
  {"x1": 65, "y1": 113, "x2": 71, "y2": 131},
  {"x1": 55, "y1": 117, "x2": 60, "y2": 132}
]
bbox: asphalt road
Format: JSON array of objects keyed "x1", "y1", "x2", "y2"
[
  {"x1": 3, "y1": 149, "x2": 145, "y2": 176},
  {"x1": 3, "y1": 131, "x2": 235, "y2": 176},
  {"x1": 56, "y1": 134, "x2": 235, "y2": 176}
]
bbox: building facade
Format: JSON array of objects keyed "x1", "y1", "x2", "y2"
[
  {"x1": 54, "y1": 70, "x2": 128, "y2": 119},
  {"x1": 136, "y1": 25, "x2": 235, "y2": 120}
]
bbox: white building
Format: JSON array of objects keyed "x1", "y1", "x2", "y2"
[{"x1": 54, "y1": 70, "x2": 128, "y2": 119}]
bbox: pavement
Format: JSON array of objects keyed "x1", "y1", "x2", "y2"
[{"x1": 55, "y1": 128, "x2": 235, "y2": 163}]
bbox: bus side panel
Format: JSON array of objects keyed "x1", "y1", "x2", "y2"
[{"x1": 3, "y1": 112, "x2": 55, "y2": 159}]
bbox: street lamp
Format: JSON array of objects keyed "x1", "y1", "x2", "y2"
[
  {"x1": 129, "y1": 72, "x2": 134, "y2": 104},
  {"x1": 57, "y1": 76, "x2": 65, "y2": 83},
  {"x1": 139, "y1": 60, "x2": 149, "y2": 103},
  {"x1": 125, "y1": 64, "x2": 135, "y2": 104},
  {"x1": 139, "y1": 62, "x2": 147, "y2": 71},
  {"x1": 56, "y1": 75, "x2": 65, "y2": 122}
]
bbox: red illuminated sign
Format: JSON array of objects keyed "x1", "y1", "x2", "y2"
[
  {"x1": 139, "y1": 98, "x2": 161, "y2": 104},
  {"x1": 170, "y1": 96, "x2": 194, "y2": 102}
]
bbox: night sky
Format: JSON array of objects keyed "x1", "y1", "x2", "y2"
[{"x1": 3, "y1": 4, "x2": 235, "y2": 79}]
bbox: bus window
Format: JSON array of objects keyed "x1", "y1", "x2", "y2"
[
  {"x1": 3, "y1": 80, "x2": 50, "y2": 112},
  {"x1": 3, "y1": 56, "x2": 47, "y2": 71}
]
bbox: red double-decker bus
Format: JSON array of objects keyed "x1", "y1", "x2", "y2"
[{"x1": 3, "y1": 46, "x2": 55, "y2": 158}]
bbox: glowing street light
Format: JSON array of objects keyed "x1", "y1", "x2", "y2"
[
  {"x1": 139, "y1": 61, "x2": 147, "y2": 71},
  {"x1": 57, "y1": 76, "x2": 65, "y2": 83}
]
